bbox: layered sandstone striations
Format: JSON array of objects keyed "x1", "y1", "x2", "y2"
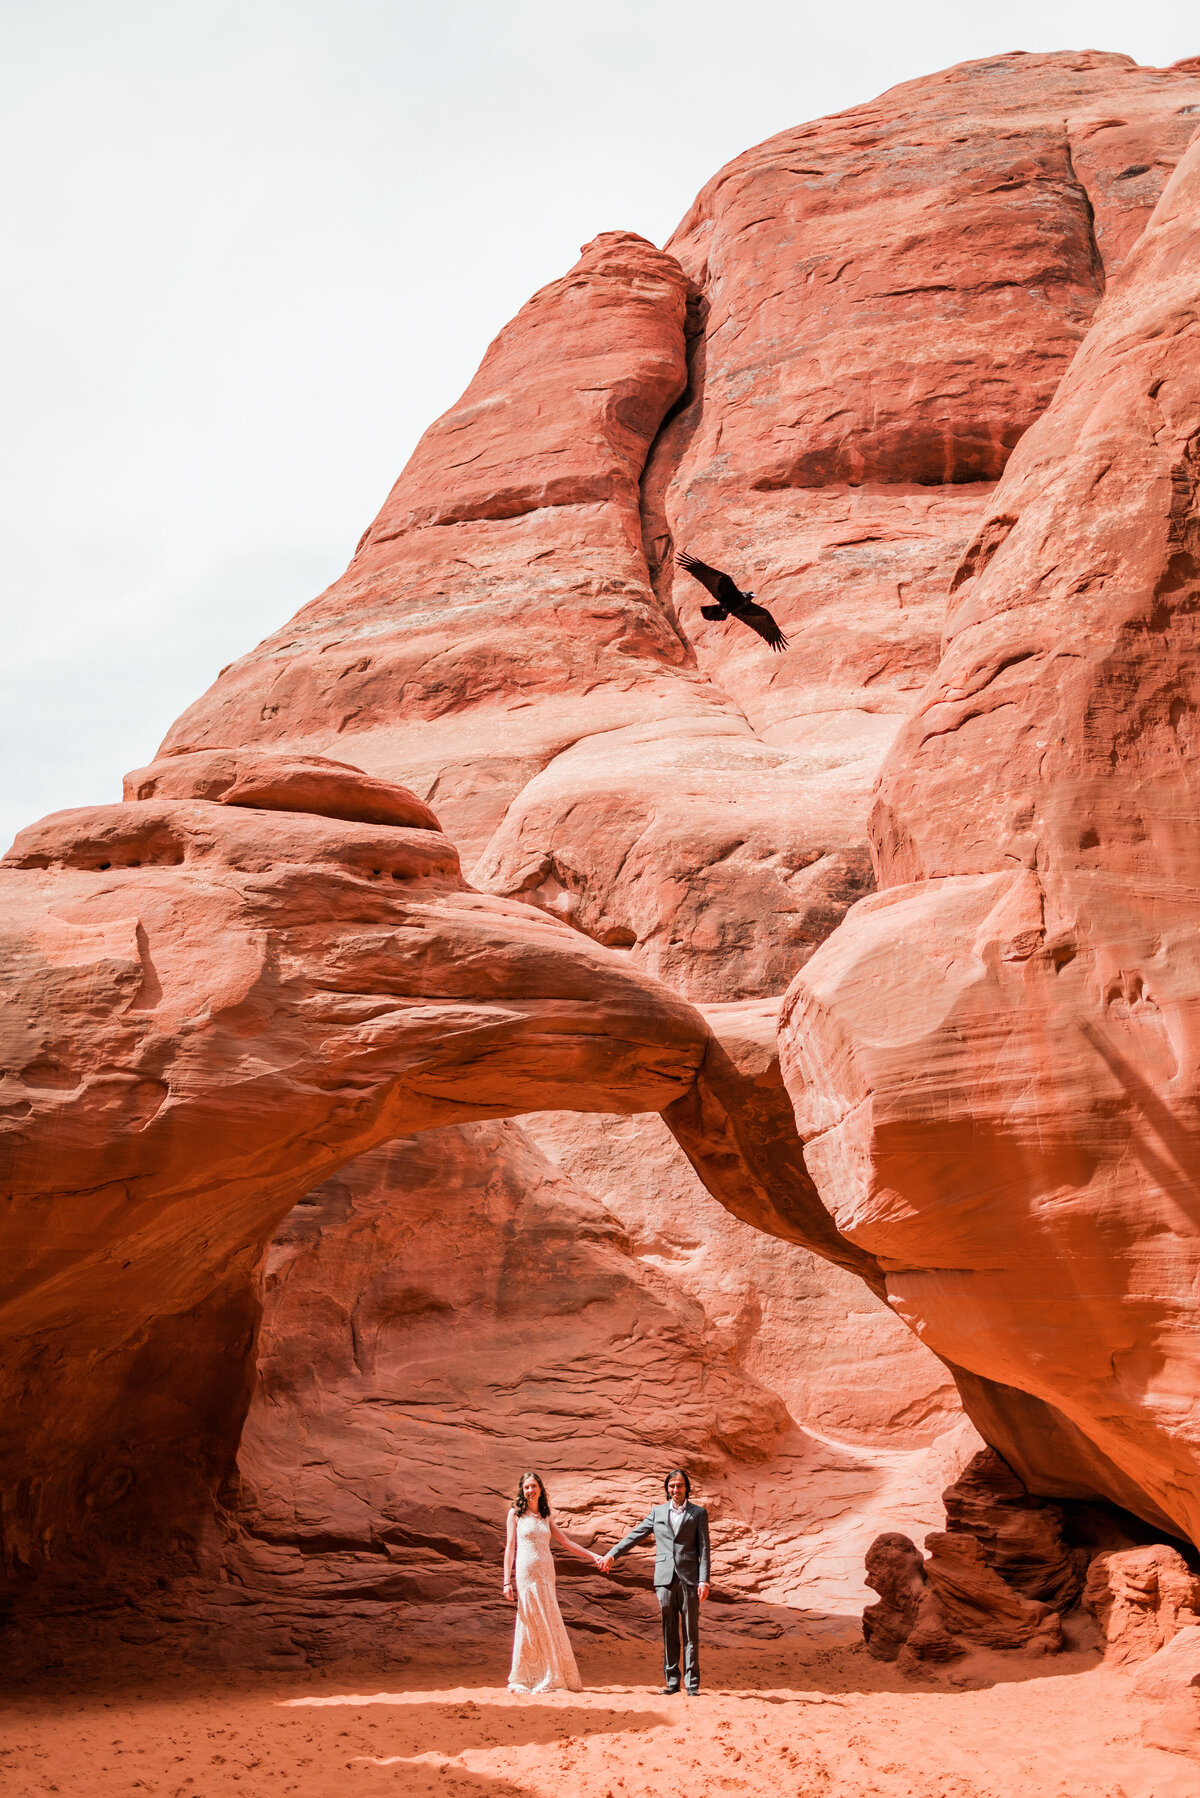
[
  {"x1": 164, "y1": 56, "x2": 1200, "y2": 1004},
  {"x1": 2, "y1": 751, "x2": 858, "y2": 1583},
  {"x1": 488, "y1": 51, "x2": 1200, "y2": 995},
  {"x1": 5, "y1": 49, "x2": 1200, "y2": 1640},
  {"x1": 212, "y1": 52, "x2": 1200, "y2": 1641},
  {"x1": 224, "y1": 1121, "x2": 971, "y2": 1659},
  {"x1": 862, "y1": 1451, "x2": 1084, "y2": 1667},
  {"x1": 1085, "y1": 1547, "x2": 1200, "y2": 1665},
  {"x1": 783, "y1": 122, "x2": 1200, "y2": 1538},
  {"x1": 940, "y1": 1447, "x2": 1081, "y2": 1608}
]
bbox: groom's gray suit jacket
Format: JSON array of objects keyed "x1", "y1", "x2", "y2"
[{"x1": 610, "y1": 1501, "x2": 711, "y2": 1588}]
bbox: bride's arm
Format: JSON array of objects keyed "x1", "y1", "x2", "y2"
[
  {"x1": 503, "y1": 1509, "x2": 517, "y2": 1599},
  {"x1": 549, "y1": 1517, "x2": 604, "y2": 1565}
]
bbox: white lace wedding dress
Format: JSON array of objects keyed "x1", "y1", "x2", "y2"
[{"x1": 508, "y1": 1513, "x2": 582, "y2": 1693}]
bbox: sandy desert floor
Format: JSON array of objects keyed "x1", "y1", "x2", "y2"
[{"x1": 4, "y1": 1628, "x2": 1199, "y2": 1798}]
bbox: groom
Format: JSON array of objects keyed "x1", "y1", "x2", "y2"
[{"x1": 600, "y1": 1470, "x2": 711, "y2": 1696}]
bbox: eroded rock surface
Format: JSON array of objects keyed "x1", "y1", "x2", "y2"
[
  {"x1": 0, "y1": 756, "x2": 721, "y2": 1579},
  {"x1": 219, "y1": 1122, "x2": 973, "y2": 1657},
  {"x1": 783, "y1": 122, "x2": 1200, "y2": 1540},
  {"x1": 863, "y1": 1532, "x2": 960, "y2": 1665},
  {"x1": 1131, "y1": 1623, "x2": 1200, "y2": 1698},
  {"x1": 159, "y1": 232, "x2": 709, "y2": 878},
  {"x1": 941, "y1": 1448, "x2": 1082, "y2": 1609},
  {"x1": 6, "y1": 49, "x2": 1200, "y2": 1641},
  {"x1": 1085, "y1": 1547, "x2": 1200, "y2": 1665},
  {"x1": 161, "y1": 57, "x2": 1200, "y2": 1008},
  {"x1": 0, "y1": 745, "x2": 898, "y2": 1599},
  {"x1": 175, "y1": 64, "x2": 1200, "y2": 1634},
  {"x1": 922, "y1": 1532, "x2": 1062, "y2": 1655},
  {"x1": 643, "y1": 50, "x2": 1200, "y2": 992},
  {"x1": 862, "y1": 1452, "x2": 1078, "y2": 1667}
]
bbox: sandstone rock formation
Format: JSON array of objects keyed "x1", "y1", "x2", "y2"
[
  {"x1": 922, "y1": 1531, "x2": 1062, "y2": 1655},
  {"x1": 1131, "y1": 1623, "x2": 1200, "y2": 1698},
  {"x1": 220, "y1": 1121, "x2": 969, "y2": 1661},
  {"x1": 863, "y1": 1451, "x2": 1077, "y2": 1666},
  {"x1": 124, "y1": 747, "x2": 443, "y2": 830},
  {"x1": 225, "y1": 1122, "x2": 791, "y2": 1659},
  {"x1": 161, "y1": 232, "x2": 706, "y2": 882},
  {"x1": 639, "y1": 49, "x2": 1200, "y2": 992},
  {"x1": 1085, "y1": 1547, "x2": 1200, "y2": 1665},
  {"x1": 160, "y1": 55, "x2": 1200, "y2": 1006},
  {"x1": 941, "y1": 1447, "x2": 1082, "y2": 1609},
  {"x1": 863, "y1": 1532, "x2": 962, "y2": 1665},
  {"x1": 782, "y1": 110, "x2": 1200, "y2": 1543},
  {"x1": 5, "y1": 48, "x2": 1200, "y2": 1649},
  {"x1": 1, "y1": 750, "x2": 861, "y2": 1585}
]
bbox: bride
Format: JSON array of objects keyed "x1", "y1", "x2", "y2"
[{"x1": 503, "y1": 1471, "x2": 603, "y2": 1693}]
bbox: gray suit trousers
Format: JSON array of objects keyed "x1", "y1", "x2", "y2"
[{"x1": 659, "y1": 1575, "x2": 700, "y2": 1690}]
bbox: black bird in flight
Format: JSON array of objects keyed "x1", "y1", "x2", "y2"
[{"x1": 674, "y1": 551, "x2": 789, "y2": 653}]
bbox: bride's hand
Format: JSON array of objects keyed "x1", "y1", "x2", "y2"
[{"x1": 503, "y1": 1583, "x2": 515, "y2": 1602}]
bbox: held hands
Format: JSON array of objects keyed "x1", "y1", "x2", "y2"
[{"x1": 592, "y1": 1553, "x2": 614, "y2": 1574}]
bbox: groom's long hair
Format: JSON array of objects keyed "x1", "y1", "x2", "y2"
[
  {"x1": 512, "y1": 1471, "x2": 551, "y2": 1518},
  {"x1": 664, "y1": 1469, "x2": 691, "y2": 1499}
]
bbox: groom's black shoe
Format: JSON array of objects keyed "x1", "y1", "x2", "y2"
[
  {"x1": 662, "y1": 1683, "x2": 681, "y2": 1694},
  {"x1": 686, "y1": 1687, "x2": 700, "y2": 1698}
]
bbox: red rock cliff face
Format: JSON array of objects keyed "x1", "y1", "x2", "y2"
[
  {"x1": 782, "y1": 120, "x2": 1200, "y2": 1539},
  {"x1": 0, "y1": 757, "x2": 722, "y2": 1579},
  {"x1": 213, "y1": 51, "x2": 1200, "y2": 1631},
  {"x1": 226, "y1": 1122, "x2": 971, "y2": 1658},
  {"x1": 485, "y1": 52, "x2": 1200, "y2": 997},
  {"x1": 163, "y1": 54, "x2": 1200, "y2": 1005},
  {"x1": 161, "y1": 234, "x2": 705, "y2": 874},
  {"x1": 4, "y1": 50, "x2": 1200, "y2": 1628}
]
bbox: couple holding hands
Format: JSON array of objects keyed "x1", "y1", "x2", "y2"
[{"x1": 503, "y1": 1468, "x2": 711, "y2": 1697}]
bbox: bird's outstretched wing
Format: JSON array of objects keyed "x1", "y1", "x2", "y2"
[
  {"x1": 675, "y1": 550, "x2": 740, "y2": 608},
  {"x1": 733, "y1": 599, "x2": 789, "y2": 653},
  {"x1": 677, "y1": 547, "x2": 788, "y2": 652}
]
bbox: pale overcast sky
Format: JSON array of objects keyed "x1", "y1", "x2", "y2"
[{"x1": 2, "y1": 1, "x2": 1195, "y2": 849}]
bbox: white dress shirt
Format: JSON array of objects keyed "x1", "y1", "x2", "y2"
[{"x1": 669, "y1": 1502, "x2": 686, "y2": 1535}]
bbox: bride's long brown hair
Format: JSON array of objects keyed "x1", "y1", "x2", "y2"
[{"x1": 512, "y1": 1471, "x2": 551, "y2": 1518}]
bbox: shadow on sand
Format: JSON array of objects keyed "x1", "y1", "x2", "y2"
[
  {"x1": 283, "y1": 1692, "x2": 672, "y2": 1751},
  {"x1": 324, "y1": 1700, "x2": 669, "y2": 1796},
  {"x1": 1, "y1": 1589, "x2": 1105, "y2": 1706}
]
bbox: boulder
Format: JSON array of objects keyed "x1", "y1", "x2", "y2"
[
  {"x1": 861, "y1": 1528, "x2": 1062, "y2": 1667},
  {"x1": 1131, "y1": 1625, "x2": 1200, "y2": 1701},
  {"x1": 124, "y1": 748, "x2": 442, "y2": 831},
  {"x1": 1084, "y1": 1546, "x2": 1200, "y2": 1665},
  {"x1": 922, "y1": 1532, "x2": 1062, "y2": 1655},
  {"x1": 862, "y1": 1532, "x2": 959, "y2": 1664},
  {"x1": 862, "y1": 1458, "x2": 1075, "y2": 1665},
  {"x1": 941, "y1": 1447, "x2": 1082, "y2": 1609}
]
